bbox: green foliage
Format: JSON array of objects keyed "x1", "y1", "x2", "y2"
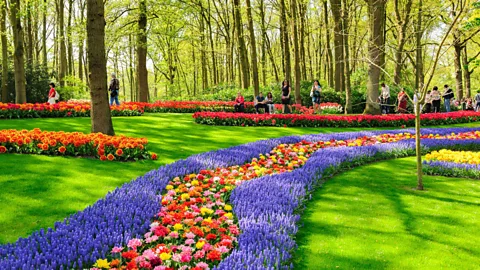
[
  {"x1": 57, "y1": 76, "x2": 90, "y2": 101},
  {"x1": 0, "y1": 64, "x2": 52, "y2": 103}
]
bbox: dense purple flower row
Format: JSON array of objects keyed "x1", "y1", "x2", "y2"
[
  {"x1": 423, "y1": 160, "x2": 480, "y2": 179},
  {"x1": 1, "y1": 127, "x2": 480, "y2": 269}
]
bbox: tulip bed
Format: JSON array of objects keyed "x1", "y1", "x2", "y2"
[
  {"x1": 1, "y1": 127, "x2": 480, "y2": 269},
  {"x1": 423, "y1": 149, "x2": 480, "y2": 179},
  {"x1": 0, "y1": 102, "x2": 144, "y2": 119},
  {"x1": 193, "y1": 111, "x2": 480, "y2": 128},
  {"x1": 0, "y1": 128, "x2": 157, "y2": 161}
]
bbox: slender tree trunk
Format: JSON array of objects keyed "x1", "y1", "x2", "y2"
[
  {"x1": 463, "y1": 46, "x2": 471, "y2": 98},
  {"x1": 299, "y1": 1, "x2": 307, "y2": 80},
  {"x1": 453, "y1": 41, "x2": 463, "y2": 101},
  {"x1": 58, "y1": 0, "x2": 67, "y2": 87},
  {"x1": 364, "y1": 0, "x2": 386, "y2": 115},
  {"x1": 246, "y1": 0, "x2": 259, "y2": 96},
  {"x1": 393, "y1": 0, "x2": 413, "y2": 85},
  {"x1": 233, "y1": 0, "x2": 249, "y2": 89},
  {"x1": 67, "y1": 0, "x2": 74, "y2": 77},
  {"x1": 86, "y1": 0, "x2": 114, "y2": 135},
  {"x1": 1, "y1": 1, "x2": 8, "y2": 102},
  {"x1": 206, "y1": 2, "x2": 218, "y2": 86},
  {"x1": 10, "y1": 0, "x2": 27, "y2": 103},
  {"x1": 199, "y1": 12, "x2": 208, "y2": 90},
  {"x1": 331, "y1": 0, "x2": 345, "y2": 92},
  {"x1": 415, "y1": 0, "x2": 424, "y2": 90},
  {"x1": 324, "y1": 1, "x2": 334, "y2": 87},
  {"x1": 291, "y1": 0, "x2": 302, "y2": 104},
  {"x1": 129, "y1": 34, "x2": 134, "y2": 101},
  {"x1": 343, "y1": 0, "x2": 352, "y2": 113},
  {"x1": 280, "y1": 0, "x2": 291, "y2": 82},
  {"x1": 42, "y1": 0, "x2": 47, "y2": 67},
  {"x1": 25, "y1": 1, "x2": 33, "y2": 67},
  {"x1": 259, "y1": 0, "x2": 267, "y2": 86},
  {"x1": 137, "y1": 0, "x2": 149, "y2": 102},
  {"x1": 415, "y1": 103, "x2": 423, "y2": 190}
]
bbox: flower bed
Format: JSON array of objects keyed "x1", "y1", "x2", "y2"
[
  {"x1": 192, "y1": 111, "x2": 480, "y2": 128},
  {"x1": 1, "y1": 128, "x2": 480, "y2": 269},
  {"x1": 0, "y1": 128, "x2": 157, "y2": 161},
  {"x1": 0, "y1": 102, "x2": 144, "y2": 119},
  {"x1": 423, "y1": 149, "x2": 480, "y2": 179}
]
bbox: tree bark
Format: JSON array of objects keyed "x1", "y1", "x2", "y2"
[
  {"x1": 280, "y1": 0, "x2": 291, "y2": 82},
  {"x1": 291, "y1": 0, "x2": 302, "y2": 104},
  {"x1": 10, "y1": 0, "x2": 27, "y2": 103},
  {"x1": 393, "y1": 0, "x2": 413, "y2": 85},
  {"x1": 233, "y1": 0, "x2": 249, "y2": 89},
  {"x1": 343, "y1": 0, "x2": 352, "y2": 113},
  {"x1": 415, "y1": 0, "x2": 424, "y2": 90},
  {"x1": 453, "y1": 41, "x2": 463, "y2": 101},
  {"x1": 363, "y1": 0, "x2": 386, "y2": 115},
  {"x1": 67, "y1": 0, "x2": 74, "y2": 77},
  {"x1": 25, "y1": 1, "x2": 33, "y2": 67},
  {"x1": 463, "y1": 45, "x2": 471, "y2": 98},
  {"x1": 42, "y1": 0, "x2": 47, "y2": 67},
  {"x1": 137, "y1": 0, "x2": 149, "y2": 102},
  {"x1": 246, "y1": 0, "x2": 259, "y2": 96},
  {"x1": 1, "y1": 1, "x2": 8, "y2": 102},
  {"x1": 86, "y1": 0, "x2": 114, "y2": 135},
  {"x1": 58, "y1": 0, "x2": 67, "y2": 87},
  {"x1": 324, "y1": 1, "x2": 334, "y2": 87},
  {"x1": 78, "y1": 1, "x2": 85, "y2": 83},
  {"x1": 199, "y1": 11, "x2": 208, "y2": 90},
  {"x1": 331, "y1": 0, "x2": 345, "y2": 92}
]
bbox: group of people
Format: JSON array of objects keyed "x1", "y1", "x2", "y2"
[
  {"x1": 46, "y1": 73, "x2": 121, "y2": 106},
  {"x1": 379, "y1": 83, "x2": 463, "y2": 114},
  {"x1": 235, "y1": 80, "x2": 323, "y2": 114}
]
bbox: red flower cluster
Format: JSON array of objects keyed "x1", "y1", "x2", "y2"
[
  {"x1": 0, "y1": 128, "x2": 157, "y2": 161},
  {"x1": 192, "y1": 111, "x2": 480, "y2": 128}
]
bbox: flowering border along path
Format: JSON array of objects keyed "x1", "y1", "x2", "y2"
[
  {"x1": 0, "y1": 129, "x2": 157, "y2": 161},
  {"x1": 1, "y1": 128, "x2": 480, "y2": 269},
  {"x1": 193, "y1": 111, "x2": 480, "y2": 128},
  {"x1": 423, "y1": 149, "x2": 480, "y2": 179}
]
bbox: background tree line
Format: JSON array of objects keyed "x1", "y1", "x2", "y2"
[{"x1": 0, "y1": 0, "x2": 479, "y2": 115}]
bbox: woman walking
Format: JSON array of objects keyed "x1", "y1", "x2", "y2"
[
  {"x1": 310, "y1": 80, "x2": 322, "y2": 114},
  {"x1": 431, "y1": 86, "x2": 441, "y2": 113},
  {"x1": 397, "y1": 89, "x2": 408, "y2": 113},
  {"x1": 281, "y1": 80, "x2": 293, "y2": 113}
]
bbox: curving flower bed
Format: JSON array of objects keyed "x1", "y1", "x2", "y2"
[
  {"x1": 0, "y1": 128, "x2": 157, "y2": 161},
  {"x1": 1, "y1": 128, "x2": 480, "y2": 269},
  {"x1": 192, "y1": 111, "x2": 480, "y2": 128},
  {"x1": 423, "y1": 149, "x2": 480, "y2": 179},
  {"x1": 0, "y1": 102, "x2": 144, "y2": 119}
]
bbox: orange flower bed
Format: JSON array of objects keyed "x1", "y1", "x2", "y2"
[{"x1": 0, "y1": 129, "x2": 157, "y2": 161}]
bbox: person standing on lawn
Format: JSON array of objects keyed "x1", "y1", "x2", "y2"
[
  {"x1": 47, "y1": 83, "x2": 58, "y2": 105},
  {"x1": 442, "y1": 85, "x2": 454, "y2": 112},
  {"x1": 431, "y1": 86, "x2": 441, "y2": 113},
  {"x1": 234, "y1": 92, "x2": 245, "y2": 112},
  {"x1": 109, "y1": 73, "x2": 120, "y2": 106},
  {"x1": 310, "y1": 80, "x2": 322, "y2": 114},
  {"x1": 380, "y1": 83, "x2": 390, "y2": 114},
  {"x1": 281, "y1": 80, "x2": 293, "y2": 114}
]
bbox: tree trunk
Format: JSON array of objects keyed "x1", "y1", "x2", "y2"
[
  {"x1": 280, "y1": 0, "x2": 291, "y2": 82},
  {"x1": 78, "y1": 2, "x2": 85, "y2": 83},
  {"x1": 25, "y1": 1, "x2": 33, "y2": 67},
  {"x1": 58, "y1": 0, "x2": 67, "y2": 87},
  {"x1": 414, "y1": 102, "x2": 423, "y2": 190},
  {"x1": 42, "y1": 0, "x2": 47, "y2": 67},
  {"x1": 363, "y1": 0, "x2": 386, "y2": 115},
  {"x1": 463, "y1": 46, "x2": 471, "y2": 98},
  {"x1": 86, "y1": 0, "x2": 114, "y2": 135},
  {"x1": 415, "y1": 0, "x2": 424, "y2": 90},
  {"x1": 259, "y1": 0, "x2": 267, "y2": 86},
  {"x1": 205, "y1": 2, "x2": 218, "y2": 86},
  {"x1": 453, "y1": 42, "x2": 463, "y2": 101},
  {"x1": 331, "y1": 0, "x2": 345, "y2": 92},
  {"x1": 324, "y1": 1, "x2": 334, "y2": 87},
  {"x1": 393, "y1": 0, "x2": 413, "y2": 85},
  {"x1": 246, "y1": 0, "x2": 259, "y2": 96},
  {"x1": 1, "y1": 1, "x2": 8, "y2": 102},
  {"x1": 67, "y1": 0, "x2": 74, "y2": 77},
  {"x1": 10, "y1": 0, "x2": 27, "y2": 103},
  {"x1": 343, "y1": 0, "x2": 352, "y2": 113},
  {"x1": 298, "y1": 1, "x2": 307, "y2": 80},
  {"x1": 233, "y1": 0, "x2": 249, "y2": 89},
  {"x1": 137, "y1": 0, "x2": 149, "y2": 102},
  {"x1": 291, "y1": 0, "x2": 302, "y2": 104},
  {"x1": 199, "y1": 12, "x2": 208, "y2": 90}
]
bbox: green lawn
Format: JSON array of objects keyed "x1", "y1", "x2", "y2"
[
  {"x1": 294, "y1": 157, "x2": 480, "y2": 269},
  {"x1": 0, "y1": 113, "x2": 378, "y2": 244}
]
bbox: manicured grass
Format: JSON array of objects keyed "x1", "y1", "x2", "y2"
[
  {"x1": 293, "y1": 157, "x2": 480, "y2": 269},
  {"x1": 0, "y1": 113, "x2": 378, "y2": 244}
]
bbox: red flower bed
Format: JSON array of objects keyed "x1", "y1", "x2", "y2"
[
  {"x1": 0, "y1": 128, "x2": 157, "y2": 161},
  {"x1": 192, "y1": 111, "x2": 480, "y2": 128}
]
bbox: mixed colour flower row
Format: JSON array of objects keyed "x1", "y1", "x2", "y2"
[
  {"x1": 423, "y1": 149, "x2": 480, "y2": 179},
  {"x1": 192, "y1": 111, "x2": 480, "y2": 128},
  {"x1": 0, "y1": 128, "x2": 157, "y2": 161},
  {"x1": 1, "y1": 128, "x2": 480, "y2": 269}
]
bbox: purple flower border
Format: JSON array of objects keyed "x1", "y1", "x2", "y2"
[{"x1": 0, "y1": 127, "x2": 479, "y2": 269}]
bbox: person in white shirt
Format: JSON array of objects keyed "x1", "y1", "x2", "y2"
[{"x1": 380, "y1": 83, "x2": 390, "y2": 114}]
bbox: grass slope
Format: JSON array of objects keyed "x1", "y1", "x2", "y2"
[
  {"x1": 294, "y1": 157, "x2": 480, "y2": 269},
  {"x1": 0, "y1": 113, "x2": 375, "y2": 244}
]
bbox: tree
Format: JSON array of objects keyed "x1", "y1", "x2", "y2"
[
  {"x1": 86, "y1": 0, "x2": 114, "y2": 135},
  {"x1": 291, "y1": 0, "x2": 302, "y2": 104},
  {"x1": 1, "y1": 1, "x2": 8, "y2": 103},
  {"x1": 331, "y1": 0, "x2": 345, "y2": 92},
  {"x1": 246, "y1": 0, "x2": 259, "y2": 96},
  {"x1": 363, "y1": 0, "x2": 386, "y2": 115},
  {"x1": 137, "y1": 0, "x2": 149, "y2": 102},
  {"x1": 9, "y1": 0, "x2": 27, "y2": 103},
  {"x1": 233, "y1": 0, "x2": 249, "y2": 89},
  {"x1": 57, "y1": 0, "x2": 67, "y2": 87},
  {"x1": 393, "y1": 0, "x2": 413, "y2": 85}
]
